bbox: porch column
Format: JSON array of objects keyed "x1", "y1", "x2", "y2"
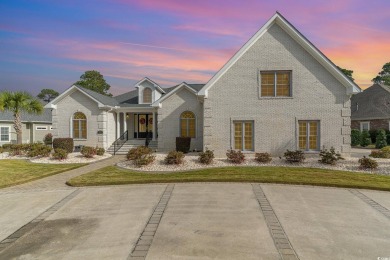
[
  {"x1": 152, "y1": 111, "x2": 156, "y2": 141},
  {"x1": 124, "y1": 112, "x2": 128, "y2": 139},
  {"x1": 116, "y1": 112, "x2": 120, "y2": 139}
]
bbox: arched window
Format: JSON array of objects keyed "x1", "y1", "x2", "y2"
[
  {"x1": 180, "y1": 111, "x2": 196, "y2": 138},
  {"x1": 143, "y1": 88, "x2": 152, "y2": 103},
  {"x1": 73, "y1": 112, "x2": 87, "y2": 139}
]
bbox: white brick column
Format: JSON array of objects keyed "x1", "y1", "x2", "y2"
[
  {"x1": 152, "y1": 111, "x2": 156, "y2": 141},
  {"x1": 116, "y1": 112, "x2": 120, "y2": 139}
]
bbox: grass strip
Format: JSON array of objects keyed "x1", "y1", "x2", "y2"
[
  {"x1": 67, "y1": 166, "x2": 390, "y2": 191},
  {"x1": 0, "y1": 159, "x2": 87, "y2": 188}
]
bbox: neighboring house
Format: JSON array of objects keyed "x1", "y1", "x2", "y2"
[
  {"x1": 0, "y1": 108, "x2": 52, "y2": 145},
  {"x1": 46, "y1": 12, "x2": 360, "y2": 156},
  {"x1": 351, "y1": 84, "x2": 390, "y2": 132}
]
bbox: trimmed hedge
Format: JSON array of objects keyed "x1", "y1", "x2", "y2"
[
  {"x1": 52, "y1": 148, "x2": 68, "y2": 160},
  {"x1": 351, "y1": 129, "x2": 361, "y2": 147},
  {"x1": 81, "y1": 146, "x2": 97, "y2": 158},
  {"x1": 284, "y1": 150, "x2": 305, "y2": 163},
  {"x1": 375, "y1": 130, "x2": 387, "y2": 149},
  {"x1": 53, "y1": 138, "x2": 74, "y2": 153},
  {"x1": 176, "y1": 137, "x2": 191, "y2": 153},
  {"x1": 360, "y1": 131, "x2": 371, "y2": 147}
]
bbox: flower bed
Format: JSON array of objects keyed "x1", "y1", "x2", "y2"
[
  {"x1": 0, "y1": 152, "x2": 111, "y2": 164},
  {"x1": 116, "y1": 152, "x2": 390, "y2": 175}
]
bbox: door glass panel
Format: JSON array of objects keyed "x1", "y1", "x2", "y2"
[
  {"x1": 148, "y1": 116, "x2": 153, "y2": 132},
  {"x1": 299, "y1": 122, "x2": 307, "y2": 150},
  {"x1": 244, "y1": 122, "x2": 253, "y2": 150},
  {"x1": 139, "y1": 115, "x2": 147, "y2": 133},
  {"x1": 181, "y1": 120, "x2": 187, "y2": 137},
  {"x1": 309, "y1": 122, "x2": 318, "y2": 150},
  {"x1": 234, "y1": 123, "x2": 242, "y2": 150}
]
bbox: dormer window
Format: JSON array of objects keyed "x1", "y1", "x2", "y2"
[{"x1": 143, "y1": 88, "x2": 152, "y2": 103}]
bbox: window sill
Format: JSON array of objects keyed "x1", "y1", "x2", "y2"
[
  {"x1": 258, "y1": 96, "x2": 293, "y2": 100},
  {"x1": 74, "y1": 139, "x2": 88, "y2": 141}
]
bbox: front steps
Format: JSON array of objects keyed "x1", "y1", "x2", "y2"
[{"x1": 107, "y1": 140, "x2": 158, "y2": 155}]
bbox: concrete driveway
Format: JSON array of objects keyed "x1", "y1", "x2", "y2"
[{"x1": 0, "y1": 183, "x2": 389, "y2": 260}]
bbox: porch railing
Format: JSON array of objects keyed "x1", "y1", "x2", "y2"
[{"x1": 113, "y1": 130, "x2": 128, "y2": 155}]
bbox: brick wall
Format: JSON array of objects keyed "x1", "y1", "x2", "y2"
[
  {"x1": 204, "y1": 23, "x2": 351, "y2": 157},
  {"x1": 351, "y1": 119, "x2": 390, "y2": 131}
]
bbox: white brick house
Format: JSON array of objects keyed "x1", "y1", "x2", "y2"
[{"x1": 46, "y1": 12, "x2": 360, "y2": 156}]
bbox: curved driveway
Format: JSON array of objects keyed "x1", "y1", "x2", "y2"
[{"x1": 0, "y1": 182, "x2": 389, "y2": 260}]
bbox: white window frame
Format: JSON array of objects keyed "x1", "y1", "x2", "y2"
[
  {"x1": 0, "y1": 126, "x2": 10, "y2": 142},
  {"x1": 298, "y1": 121, "x2": 320, "y2": 151},
  {"x1": 180, "y1": 111, "x2": 196, "y2": 138},
  {"x1": 233, "y1": 121, "x2": 254, "y2": 151},
  {"x1": 260, "y1": 70, "x2": 292, "y2": 97},
  {"x1": 36, "y1": 126, "x2": 48, "y2": 130},
  {"x1": 360, "y1": 122, "x2": 370, "y2": 132}
]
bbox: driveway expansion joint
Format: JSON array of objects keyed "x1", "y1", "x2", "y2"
[
  {"x1": 349, "y1": 189, "x2": 390, "y2": 219},
  {"x1": 0, "y1": 189, "x2": 81, "y2": 252},
  {"x1": 252, "y1": 184, "x2": 300, "y2": 260},
  {"x1": 128, "y1": 184, "x2": 175, "y2": 260}
]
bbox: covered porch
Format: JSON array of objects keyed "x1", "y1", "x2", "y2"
[{"x1": 115, "y1": 108, "x2": 158, "y2": 142}]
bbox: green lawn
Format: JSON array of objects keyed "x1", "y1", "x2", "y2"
[
  {"x1": 67, "y1": 166, "x2": 390, "y2": 191},
  {"x1": 0, "y1": 160, "x2": 86, "y2": 188}
]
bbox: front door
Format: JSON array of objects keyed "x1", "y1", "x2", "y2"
[{"x1": 135, "y1": 114, "x2": 153, "y2": 139}]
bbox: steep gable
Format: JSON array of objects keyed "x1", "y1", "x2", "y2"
[{"x1": 198, "y1": 12, "x2": 360, "y2": 97}]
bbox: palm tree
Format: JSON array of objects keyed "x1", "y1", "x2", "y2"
[{"x1": 0, "y1": 91, "x2": 44, "y2": 144}]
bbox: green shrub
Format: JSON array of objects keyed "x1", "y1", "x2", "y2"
[
  {"x1": 369, "y1": 129, "x2": 378, "y2": 144},
  {"x1": 226, "y1": 149, "x2": 245, "y2": 164},
  {"x1": 27, "y1": 143, "x2": 52, "y2": 157},
  {"x1": 2, "y1": 144, "x2": 12, "y2": 151},
  {"x1": 126, "y1": 146, "x2": 155, "y2": 167},
  {"x1": 52, "y1": 148, "x2": 68, "y2": 160},
  {"x1": 43, "y1": 133, "x2": 53, "y2": 145},
  {"x1": 96, "y1": 147, "x2": 105, "y2": 156},
  {"x1": 53, "y1": 138, "x2": 74, "y2": 153},
  {"x1": 318, "y1": 147, "x2": 344, "y2": 165},
  {"x1": 380, "y1": 146, "x2": 390, "y2": 158},
  {"x1": 0, "y1": 147, "x2": 3, "y2": 154},
  {"x1": 369, "y1": 150, "x2": 384, "y2": 158},
  {"x1": 358, "y1": 156, "x2": 378, "y2": 170},
  {"x1": 255, "y1": 152, "x2": 272, "y2": 163},
  {"x1": 176, "y1": 137, "x2": 191, "y2": 153},
  {"x1": 375, "y1": 130, "x2": 387, "y2": 149},
  {"x1": 9, "y1": 144, "x2": 32, "y2": 156},
  {"x1": 386, "y1": 131, "x2": 390, "y2": 145},
  {"x1": 360, "y1": 131, "x2": 371, "y2": 147},
  {"x1": 165, "y1": 151, "x2": 185, "y2": 165},
  {"x1": 284, "y1": 150, "x2": 305, "y2": 163},
  {"x1": 81, "y1": 146, "x2": 97, "y2": 158},
  {"x1": 198, "y1": 149, "x2": 214, "y2": 164},
  {"x1": 351, "y1": 129, "x2": 361, "y2": 146}
]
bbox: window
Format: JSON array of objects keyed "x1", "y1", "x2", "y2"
[
  {"x1": 36, "y1": 126, "x2": 48, "y2": 130},
  {"x1": 360, "y1": 122, "x2": 370, "y2": 132},
  {"x1": 73, "y1": 112, "x2": 87, "y2": 139},
  {"x1": 299, "y1": 121, "x2": 319, "y2": 151},
  {"x1": 1, "y1": 127, "x2": 10, "y2": 142},
  {"x1": 260, "y1": 71, "x2": 291, "y2": 97},
  {"x1": 234, "y1": 121, "x2": 253, "y2": 151},
  {"x1": 180, "y1": 111, "x2": 196, "y2": 138},
  {"x1": 143, "y1": 88, "x2": 152, "y2": 103},
  {"x1": 50, "y1": 126, "x2": 53, "y2": 130}
]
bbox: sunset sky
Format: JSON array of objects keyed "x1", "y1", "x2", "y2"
[{"x1": 1, "y1": 0, "x2": 389, "y2": 96}]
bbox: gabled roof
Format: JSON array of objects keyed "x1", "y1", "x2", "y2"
[
  {"x1": 351, "y1": 84, "x2": 390, "y2": 120},
  {"x1": 45, "y1": 85, "x2": 118, "y2": 109},
  {"x1": 198, "y1": 12, "x2": 361, "y2": 97},
  {"x1": 0, "y1": 108, "x2": 52, "y2": 123},
  {"x1": 152, "y1": 82, "x2": 203, "y2": 107},
  {"x1": 135, "y1": 77, "x2": 166, "y2": 93}
]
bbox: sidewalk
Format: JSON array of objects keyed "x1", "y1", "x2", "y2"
[{"x1": 1, "y1": 155, "x2": 126, "y2": 193}]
